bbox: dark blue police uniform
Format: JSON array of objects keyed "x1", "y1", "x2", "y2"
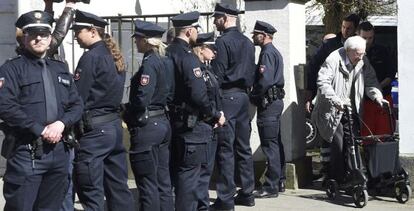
[
  {"x1": 166, "y1": 12, "x2": 221, "y2": 211},
  {"x1": 72, "y1": 10, "x2": 134, "y2": 211},
  {"x1": 0, "y1": 10, "x2": 83, "y2": 211},
  {"x1": 125, "y1": 20, "x2": 173, "y2": 211},
  {"x1": 211, "y1": 3, "x2": 256, "y2": 209},
  {"x1": 193, "y1": 33, "x2": 227, "y2": 211},
  {"x1": 250, "y1": 21, "x2": 285, "y2": 197}
]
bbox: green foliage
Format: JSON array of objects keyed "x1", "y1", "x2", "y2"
[{"x1": 311, "y1": 0, "x2": 397, "y2": 33}]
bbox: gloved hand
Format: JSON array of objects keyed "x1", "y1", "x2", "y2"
[{"x1": 375, "y1": 98, "x2": 389, "y2": 108}]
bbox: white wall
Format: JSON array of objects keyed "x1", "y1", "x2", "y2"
[
  {"x1": 398, "y1": 0, "x2": 414, "y2": 154},
  {"x1": 0, "y1": 0, "x2": 18, "y2": 64},
  {"x1": 245, "y1": 0, "x2": 307, "y2": 162}
]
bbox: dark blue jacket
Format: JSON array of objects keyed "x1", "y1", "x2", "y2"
[
  {"x1": 212, "y1": 27, "x2": 256, "y2": 89},
  {"x1": 251, "y1": 43, "x2": 284, "y2": 102},
  {"x1": 74, "y1": 41, "x2": 125, "y2": 117},
  {"x1": 0, "y1": 52, "x2": 83, "y2": 136},
  {"x1": 166, "y1": 38, "x2": 220, "y2": 122},
  {"x1": 129, "y1": 50, "x2": 169, "y2": 112}
]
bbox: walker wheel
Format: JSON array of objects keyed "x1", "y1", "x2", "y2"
[
  {"x1": 395, "y1": 182, "x2": 412, "y2": 204},
  {"x1": 326, "y1": 179, "x2": 338, "y2": 199},
  {"x1": 353, "y1": 186, "x2": 368, "y2": 208}
]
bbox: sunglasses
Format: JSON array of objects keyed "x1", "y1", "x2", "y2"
[{"x1": 25, "y1": 31, "x2": 51, "y2": 40}]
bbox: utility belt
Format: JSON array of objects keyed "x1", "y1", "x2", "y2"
[
  {"x1": 122, "y1": 105, "x2": 166, "y2": 128},
  {"x1": 169, "y1": 103, "x2": 203, "y2": 130},
  {"x1": 221, "y1": 87, "x2": 247, "y2": 94},
  {"x1": 261, "y1": 86, "x2": 285, "y2": 108},
  {"x1": 0, "y1": 123, "x2": 76, "y2": 162},
  {"x1": 76, "y1": 111, "x2": 119, "y2": 137}
]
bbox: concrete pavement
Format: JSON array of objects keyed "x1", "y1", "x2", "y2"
[{"x1": 0, "y1": 179, "x2": 412, "y2": 210}]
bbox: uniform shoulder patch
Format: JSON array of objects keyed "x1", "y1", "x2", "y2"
[
  {"x1": 7, "y1": 55, "x2": 21, "y2": 62},
  {"x1": 259, "y1": 65, "x2": 266, "y2": 73},
  {"x1": 140, "y1": 74, "x2": 150, "y2": 86},
  {"x1": 193, "y1": 67, "x2": 202, "y2": 78},
  {"x1": 0, "y1": 77, "x2": 5, "y2": 89}
]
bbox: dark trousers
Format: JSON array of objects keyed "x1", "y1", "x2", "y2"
[
  {"x1": 329, "y1": 113, "x2": 362, "y2": 183},
  {"x1": 74, "y1": 119, "x2": 134, "y2": 211},
  {"x1": 197, "y1": 127, "x2": 228, "y2": 210},
  {"x1": 3, "y1": 141, "x2": 69, "y2": 211},
  {"x1": 172, "y1": 122, "x2": 212, "y2": 211},
  {"x1": 257, "y1": 99, "x2": 284, "y2": 191},
  {"x1": 215, "y1": 91, "x2": 254, "y2": 207},
  {"x1": 129, "y1": 116, "x2": 173, "y2": 211}
]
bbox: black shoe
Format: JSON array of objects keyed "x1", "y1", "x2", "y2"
[
  {"x1": 234, "y1": 193, "x2": 255, "y2": 207},
  {"x1": 210, "y1": 201, "x2": 234, "y2": 211},
  {"x1": 253, "y1": 189, "x2": 279, "y2": 198},
  {"x1": 279, "y1": 181, "x2": 286, "y2": 192}
]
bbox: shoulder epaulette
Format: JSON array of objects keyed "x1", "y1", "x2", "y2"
[
  {"x1": 7, "y1": 55, "x2": 21, "y2": 62},
  {"x1": 49, "y1": 56, "x2": 66, "y2": 64}
]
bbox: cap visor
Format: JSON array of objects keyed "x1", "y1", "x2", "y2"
[
  {"x1": 24, "y1": 26, "x2": 51, "y2": 33},
  {"x1": 211, "y1": 11, "x2": 225, "y2": 17}
]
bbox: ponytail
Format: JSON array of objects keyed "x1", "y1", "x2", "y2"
[
  {"x1": 145, "y1": 37, "x2": 167, "y2": 57},
  {"x1": 97, "y1": 28, "x2": 126, "y2": 73}
]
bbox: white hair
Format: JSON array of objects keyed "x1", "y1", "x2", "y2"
[{"x1": 344, "y1": 35, "x2": 366, "y2": 51}]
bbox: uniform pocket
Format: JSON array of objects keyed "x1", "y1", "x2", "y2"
[
  {"x1": 19, "y1": 76, "x2": 43, "y2": 104},
  {"x1": 130, "y1": 149, "x2": 155, "y2": 176},
  {"x1": 183, "y1": 143, "x2": 208, "y2": 166},
  {"x1": 257, "y1": 119, "x2": 278, "y2": 141},
  {"x1": 74, "y1": 160, "x2": 94, "y2": 187}
]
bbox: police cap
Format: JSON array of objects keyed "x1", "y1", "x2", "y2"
[
  {"x1": 195, "y1": 32, "x2": 214, "y2": 45},
  {"x1": 72, "y1": 10, "x2": 108, "y2": 30},
  {"x1": 212, "y1": 3, "x2": 239, "y2": 17},
  {"x1": 253, "y1": 20, "x2": 277, "y2": 35},
  {"x1": 195, "y1": 32, "x2": 216, "y2": 51},
  {"x1": 171, "y1": 11, "x2": 200, "y2": 28},
  {"x1": 15, "y1": 10, "x2": 54, "y2": 33},
  {"x1": 132, "y1": 20, "x2": 165, "y2": 38}
]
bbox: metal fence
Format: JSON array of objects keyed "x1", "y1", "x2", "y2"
[
  {"x1": 101, "y1": 12, "x2": 214, "y2": 74},
  {"x1": 67, "y1": 12, "x2": 214, "y2": 101}
]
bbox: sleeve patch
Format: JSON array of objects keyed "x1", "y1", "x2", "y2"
[
  {"x1": 0, "y1": 77, "x2": 4, "y2": 89},
  {"x1": 140, "y1": 74, "x2": 150, "y2": 86},
  {"x1": 259, "y1": 65, "x2": 266, "y2": 73},
  {"x1": 193, "y1": 67, "x2": 202, "y2": 78}
]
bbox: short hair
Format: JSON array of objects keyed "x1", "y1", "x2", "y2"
[
  {"x1": 357, "y1": 21, "x2": 374, "y2": 32},
  {"x1": 343, "y1": 13, "x2": 360, "y2": 28},
  {"x1": 344, "y1": 35, "x2": 366, "y2": 51}
]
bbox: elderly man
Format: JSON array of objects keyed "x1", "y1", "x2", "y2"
[{"x1": 311, "y1": 36, "x2": 387, "y2": 183}]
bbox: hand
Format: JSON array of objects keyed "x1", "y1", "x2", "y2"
[
  {"x1": 41, "y1": 121, "x2": 65, "y2": 143},
  {"x1": 217, "y1": 111, "x2": 226, "y2": 127},
  {"x1": 375, "y1": 98, "x2": 389, "y2": 108},
  {"x1": 333, "y1": 100, "x2": 344, "y2": 112},
  {"x1": 305, "y1": 101, "x2": 313, "y2": 114}
]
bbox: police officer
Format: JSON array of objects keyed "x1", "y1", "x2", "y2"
[
  {"x1": 0, "y1": 10, "x2": 83, "y2": 211},
  {"x1": 125, "y1": 19, "x2": 173, "y2": 211},
  {"x1": 192, "y1": 32, "x2": 226, "y2": 210},
  {"x1": 166, "y1": 11, "x2": 225, "y2": 211},
  {"x1": 71, "y1": 10, "x2": 134, "y2": 211},
  {"x1": 250, "y1": 21, "x2": 285, "y2": 198},
  {"x1": 211, "y1": 3, "x2": 256, "y2": 210}
]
